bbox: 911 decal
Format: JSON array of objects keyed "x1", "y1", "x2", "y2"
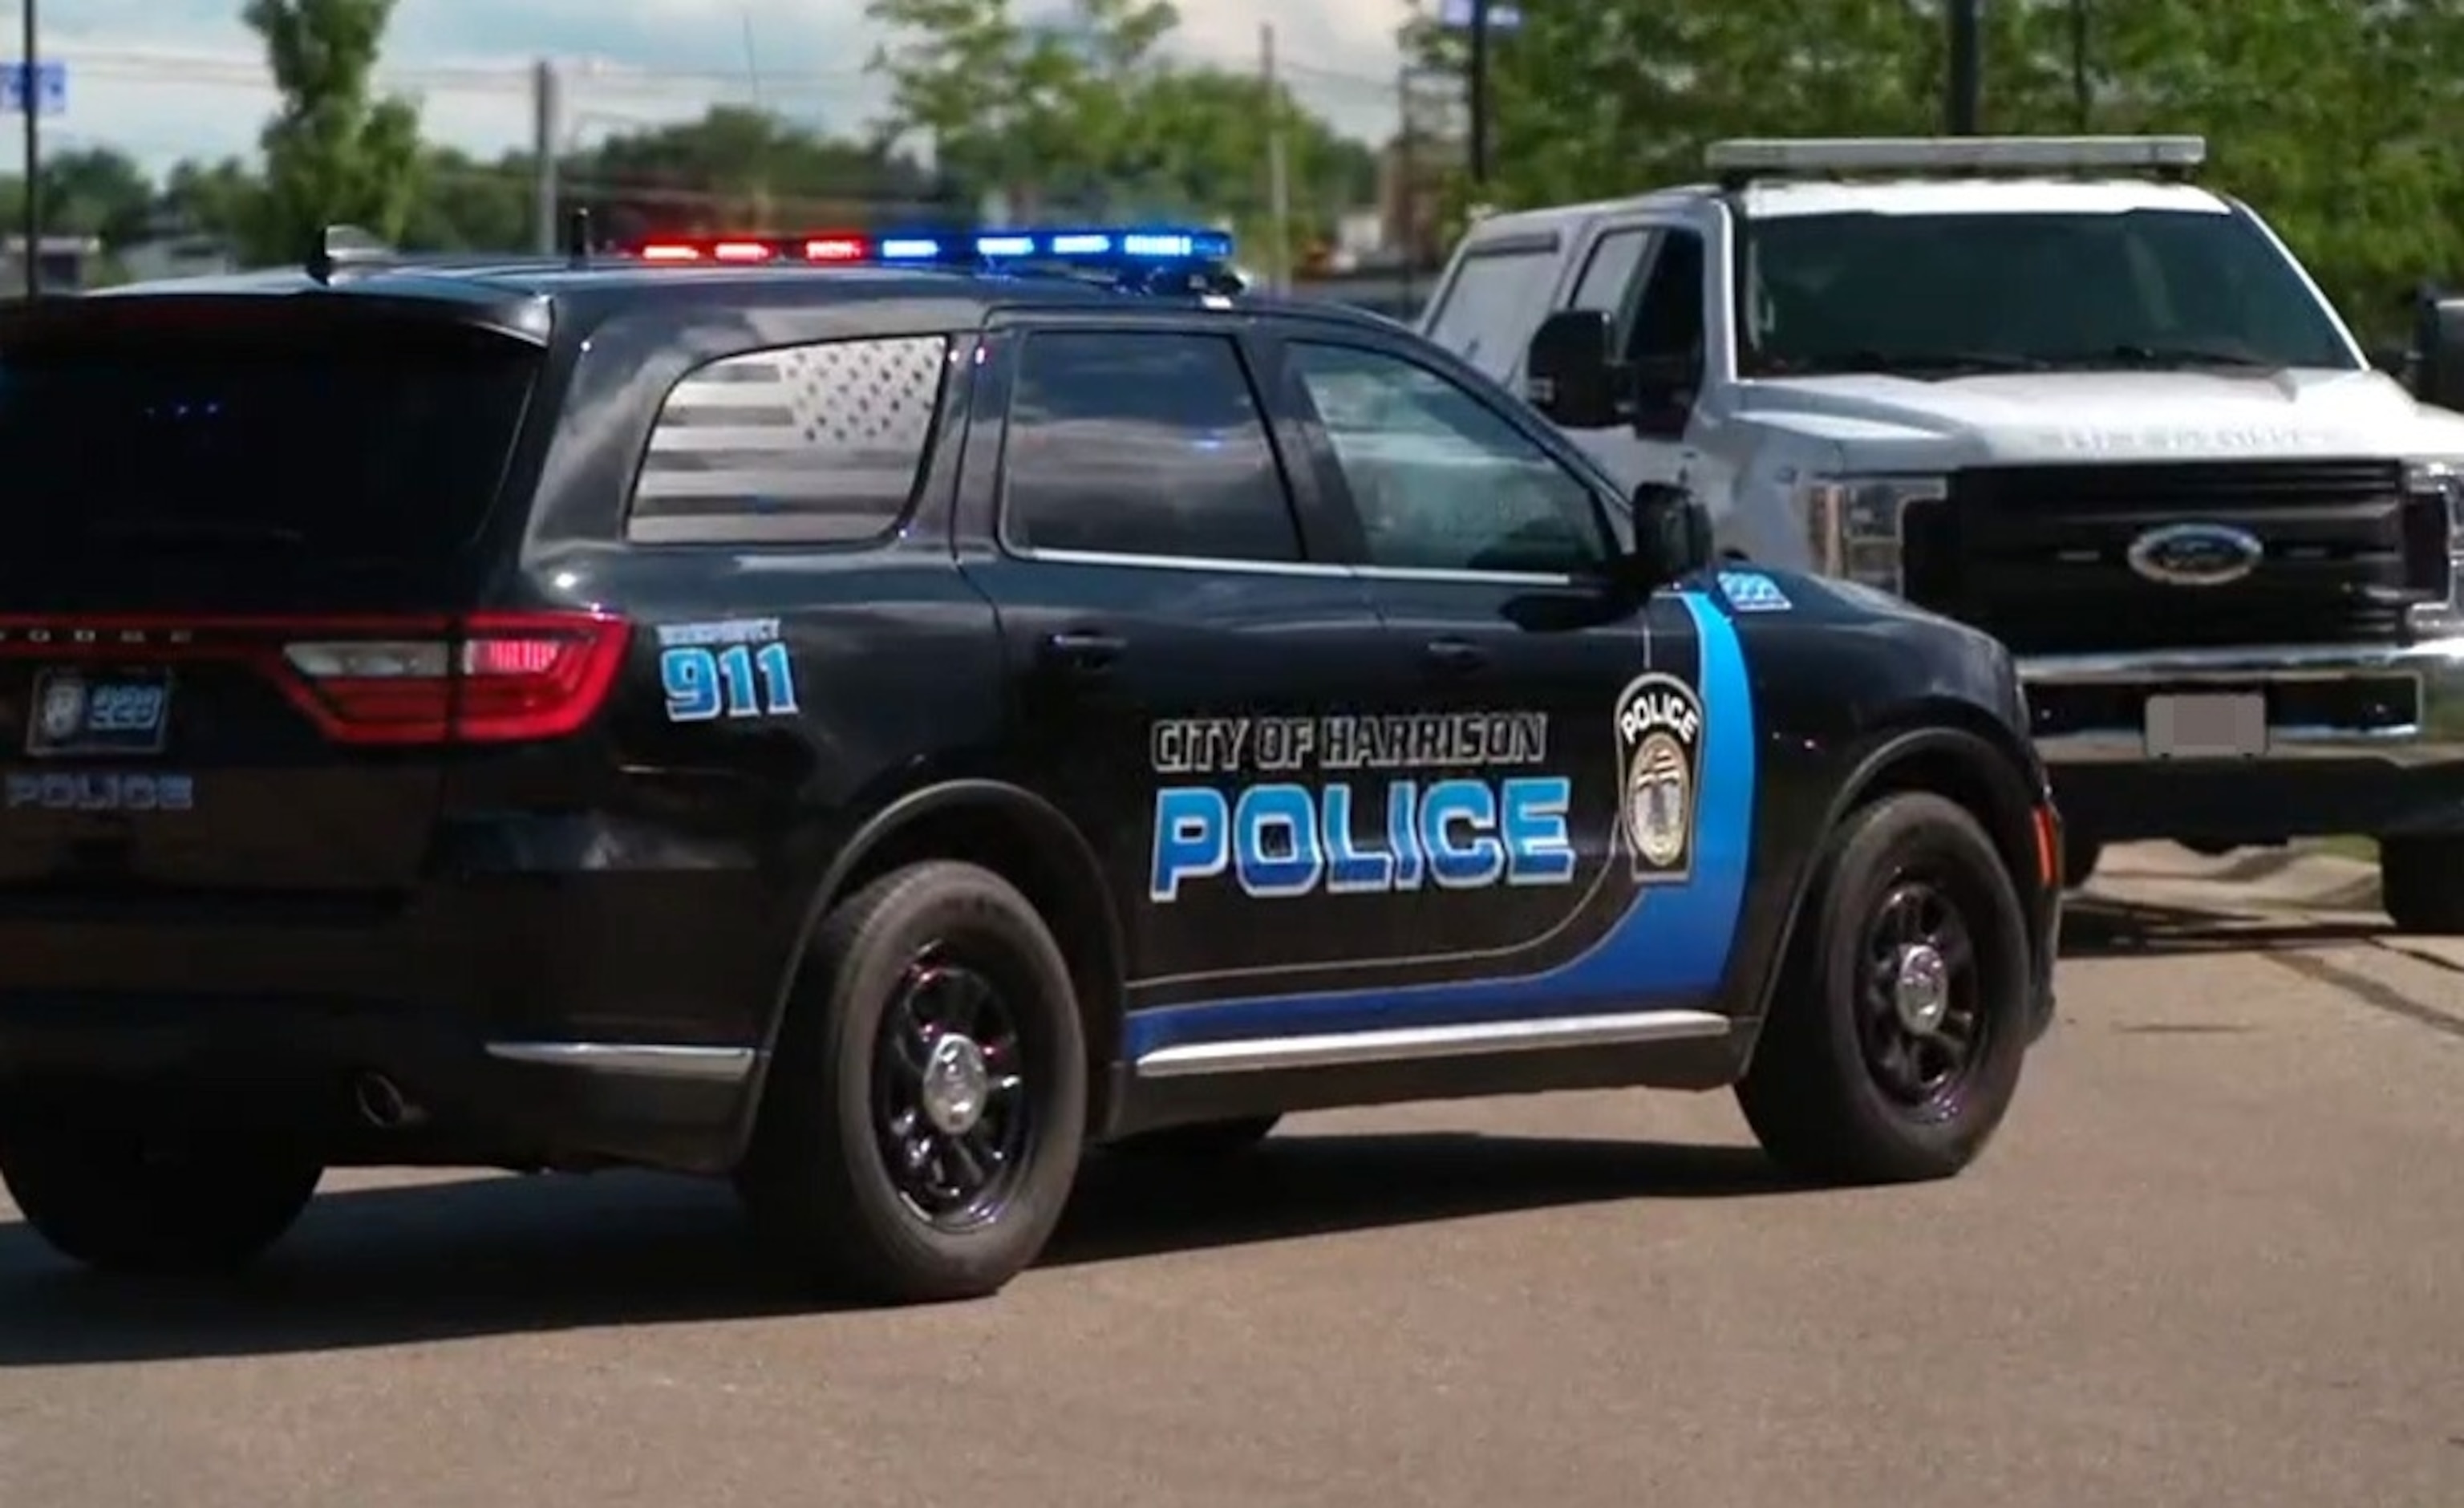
[
  {"x1": 1146, "y1": 711, "x2": 1577, "y2": 902},
  {"x1": 656, "y1": 618, "x2": 800, "y2": 722}
]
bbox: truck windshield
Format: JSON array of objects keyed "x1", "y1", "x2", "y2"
[{"x1": 1736, "y1": 208, "x2": 2359, "y2": 379}]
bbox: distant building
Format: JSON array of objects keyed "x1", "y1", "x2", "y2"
[
  {"x1": 116, "y1": 229, "x2": 238, "y2": 285},
  {"x1": 0, "y1": 233, "x2": 103, "y2": 294}
]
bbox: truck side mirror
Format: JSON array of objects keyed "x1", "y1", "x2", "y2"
[
  {"x1": 1623, "y1": 480, "x2": 1713, "y2": 588},
  {"x1": 1524, "y1": 309, "x2": 1622, "y2": 428},
  {"x1": 2411, "y1": 296, "x2": 2464, "y2": 409}
]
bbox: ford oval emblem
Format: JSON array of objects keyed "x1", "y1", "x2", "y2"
[{"x1": 2125, "y1": 522, "x2": 2264, "y2": 587}]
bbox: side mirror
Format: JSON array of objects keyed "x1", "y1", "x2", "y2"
[
  {"x1": 1524, "y1": 309, "x2": 1622, "y2": 428},
  {"x1": 2369, "y1": 343, "x2": 2413, "y2": 379},
  {"x1": 1625, "y1": 480, "x2": 1714, "y2": 586},
  {"x1": 2411, "y1": 295, "x2": 2464, "y2": 409}
]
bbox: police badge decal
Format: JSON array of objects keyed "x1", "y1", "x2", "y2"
[{"x1": 1612, "y1": 672, "x2": 1704, "y2": 883}]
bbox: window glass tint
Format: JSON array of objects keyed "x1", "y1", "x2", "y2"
[
  {"x1": 1739, "y1": 209, "x2": 2355, "y2": 375},
  {"x1": 1569, "y1": 228, "x2": 1654, "y2": 315},
  {"x1": 0, "y1": 323, "x2": 535, "y2": 570},
  {"x1": 1289, "y1": 342, "x2": 1607, "y2": 575},
  {"x1": 631, "y1": 334, "x2": 950, "y2": 543},
  {"x1": 1002, "y1": 330, "x2": 1302, "y2": 562},
  {"x1": 1422, "y1": 245, "x2": 1558, "y2": 378}
]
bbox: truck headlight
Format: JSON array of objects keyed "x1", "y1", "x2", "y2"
[
  {"x1": 1798, "y1": 475, "x2": 1947, "y2": 595},
  {"x1": 2403, "y1": 458, "x2": 2464, "y2": 628}
]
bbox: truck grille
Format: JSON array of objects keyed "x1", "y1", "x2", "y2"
[{"x1": 1903, "y1": 459, "x2": 2450, "y2": 655}]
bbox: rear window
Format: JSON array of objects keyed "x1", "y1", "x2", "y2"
[{"x1": 0, "y1": 322, "x2": 537, "y2": 566}]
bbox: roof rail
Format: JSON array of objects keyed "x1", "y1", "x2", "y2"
[
  {"x1": 1705, "y1": 134, "x2": 2207, "y2": 190},
  {"x1": 304, "y1": 223, "x2": 395, "y2": 284}
]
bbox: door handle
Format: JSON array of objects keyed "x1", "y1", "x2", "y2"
[
  {"x1": 1423, "y1": 636, "x2": 1488, "y2": 673},
  {"x1": 1041, "y1": 629, "x2": 1125, "y2": 671}
]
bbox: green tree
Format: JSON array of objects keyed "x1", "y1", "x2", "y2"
[{"x1": 241, "y1": 0, "x2": 425, "y2": 264}]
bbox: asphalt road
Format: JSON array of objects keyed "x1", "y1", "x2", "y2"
[{"x1": 1, "y1": 845, "x2": 2458, "y2": 1508}]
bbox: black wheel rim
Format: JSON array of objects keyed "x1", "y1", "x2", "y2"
[
  {"x1": 1856, "y1": 874, "x2": 1988, "y2": 1117},
  {"x1": 871, "y1": 947, "x2": 1033, "y2": 1231}
]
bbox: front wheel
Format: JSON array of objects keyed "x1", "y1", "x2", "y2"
[
  {"x1": 0, "y1": 1131, "x2": 322, "y2": 1275},
  {"x1": 736, "y1": 860, "x2": 1088, "y2": 1306},
  {"x1": 1737, "y1": 792, "x2": 2033, "y2": 1185},
  {"x1": 2378, "y1": 836, "x2": 2464, "y2": 934}
]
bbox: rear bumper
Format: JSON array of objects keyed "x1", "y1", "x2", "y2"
[
  {"x1": 2021, "y1": 637, "x2": 2464, "y2": 842},
  {"x1": 0, "y1": 845, "x2": 785, "y2": 1173},
  {"x1": 0, "y1": 995, "x2": 752, "y2": 1172}
]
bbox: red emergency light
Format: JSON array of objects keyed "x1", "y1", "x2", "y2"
[{"x1": 630, "y1": 233, "x2": 873, "y2": 264}]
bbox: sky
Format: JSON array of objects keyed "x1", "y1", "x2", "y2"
[{"x1": 18, "y1": 0, "x2": 1416, "y2": 177}]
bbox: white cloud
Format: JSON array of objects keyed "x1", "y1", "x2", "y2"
[{"x1": 20, "y1": 0, "x2": 1412, "y2": 176}]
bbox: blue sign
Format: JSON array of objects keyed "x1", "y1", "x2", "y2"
[
  {"x1": 1437, "y1": 0, "x2": 1524, "y2": 30},
  {"x1": 2, "y1": 60, "x2": 65, "y2": 116}
]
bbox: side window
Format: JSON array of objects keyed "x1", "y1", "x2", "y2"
[
  {"x1": 628, "y1": 334, "x2": 950, "y2": 545},
  {"x1": 1422, "y1": 243, "x2": 1559, "y2": 378},
  {"x1": 1569, "y1": 228, "x2": 1656, "y2": 317},
  {"x1": 1001, "y1": 330, "x2": 1304, "y2": 563},
  {"x1": 1627, "y1": 230, "x2": 1707, "y2": 369},
  {"x1": 1287, "y1": 341, "x2": 1609, "y2": 577}
]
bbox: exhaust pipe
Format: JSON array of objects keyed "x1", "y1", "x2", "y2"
[{"x1": 352, "y1": 1072, "x2": 420, "y2": 1129}]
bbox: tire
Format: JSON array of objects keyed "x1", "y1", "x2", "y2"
[
  {"x1": 1737, "y1": 792, "x2": 2033, "y2": 1185},
  {"x1": 1105, "y1": 1115, "x2": 1281, "y2": 1160},
  {"x1": 0, "y1": 1131, "x2": 321, "y2": 1276},
  {"x1": 736, "y1": 860, "x2": 1088, "y2": 1305},
  {"x1": 2061, "y1": 828, "x2": 2103, "y2": 890},
  {"x1": 2378, "y1": 836, "x2": 2464, "y2": 934}
]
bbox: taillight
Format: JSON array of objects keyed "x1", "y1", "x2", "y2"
[{"x1": 277, "y1": 611, "x2": 630, "y2": 744}]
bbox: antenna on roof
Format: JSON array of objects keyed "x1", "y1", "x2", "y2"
[
  {"x1": 565, "y1": 206, "x2": 594, "y2": 267},
  {"x1": 305, "y1": 224, "x2": 393, "y2": 285}
]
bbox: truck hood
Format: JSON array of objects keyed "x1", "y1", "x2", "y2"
[{"x1": 1737, "y1": 367, "x2": 2464, "y2": 468}]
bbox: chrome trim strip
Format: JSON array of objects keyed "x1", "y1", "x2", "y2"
[
  {"x1": 2018, "y1": 638, "x2": 2464, "y2": 686},
  {"x1": 483, "y1": 1042, "x2": 758, "y2": 1082},
  {"x1": 1131, "y1": 1009, "x2": 1732, "y2": 1079},
  {"x1": 1009, "y1": 545, "x2": 1583, "y2": 588}
]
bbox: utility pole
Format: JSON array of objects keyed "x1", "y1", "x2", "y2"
[
  {"x1": 20, "y1": 0, "x2": 39, "y2": 298},
  {"x1": 531, "y1": 59, "x2": 560, "y2": 254},
  {"x1": 2069, "y1": 0, "x2": 2090, "y2": 131},
  {"x1": 1396, "y1": 64, "x2": 1416, "y2": 310},
  {"x1": 1262, "y1": 22, "x2": 1289, "y2": 294},
  {"x1": 1945, "y1": 0, "x2": 1981, "y2": 135},
  {"x1": 1467, "y1": 0, "x2": 1491, "y2": 186}
]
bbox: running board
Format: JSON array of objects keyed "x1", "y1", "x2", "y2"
[{"x1": 1131, "y1": 1009, "x2": 1732, "y2": 1079}]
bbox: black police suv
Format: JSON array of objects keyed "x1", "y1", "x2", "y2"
[{"x1": 0, "y1": 224, "x2": 2062, "y2": 1304}]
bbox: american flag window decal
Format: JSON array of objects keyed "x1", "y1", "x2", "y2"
[{"x1": 628, "y1": 334, "x2": 951, "y2": 542}]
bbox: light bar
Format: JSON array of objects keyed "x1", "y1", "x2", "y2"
[
  {"x1": 1706, "y1": 135, "x2": 2208, "y2": 178},
  {"x1": 628, "y1": 224, "x2": 1235, "y2": 271}
]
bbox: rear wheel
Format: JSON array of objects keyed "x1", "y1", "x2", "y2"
[
  {"x1": 736, "y1": 860, "x2": 1087, "y2": 1305},
  {"x1": 1737, "y1": 792, "x2": 2032, "y2": 1185},
  {"x1": 1105, "y1": 1115, "x2": 1281, "y2": 1160},
  {"x1": 0, "y1": 1131, "x2": 322, "y2": 1275},
  {"x1": 2378, "y1": 836, "x2": 2464, "y2": 934}
]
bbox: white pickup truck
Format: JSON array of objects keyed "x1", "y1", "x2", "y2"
[{"x1": 1420, "y1": 134, "x2": 2464, "y2": 931}]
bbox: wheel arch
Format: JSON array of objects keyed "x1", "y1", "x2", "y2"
[
  {"x1": 727, "y1": 778, "x2": 1129, "y2": 1159},
  {"x1": 1738, "y1": 713, "x2": 2049, "y2": 1065}
]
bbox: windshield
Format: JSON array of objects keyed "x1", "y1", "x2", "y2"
[
  {"x1": 1736, "y1": 208, "x2": 2359, "y2": 378},
  {"x1": 0, "y1": 322, "x2": 539, "y2": 573}
]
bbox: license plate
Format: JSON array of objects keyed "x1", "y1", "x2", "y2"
[
  {"x1": 2144, "y1": 691, "x2": 2266, "y2": 760},
  {"x1": 25, "y1": 667, "x2": 174, "y2": 757}
]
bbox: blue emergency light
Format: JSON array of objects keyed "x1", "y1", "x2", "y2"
[{"x1": 630, "y1": 225, "x2": 1235, "y2": 272}]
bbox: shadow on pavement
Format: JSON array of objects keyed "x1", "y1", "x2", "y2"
[
  {"x1": 0, "y1": 1132, "x2": 1797, "y2": 1367},
  {"x1": 2061, "y1": 894, "x2": 2394, "y2": 960}
]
